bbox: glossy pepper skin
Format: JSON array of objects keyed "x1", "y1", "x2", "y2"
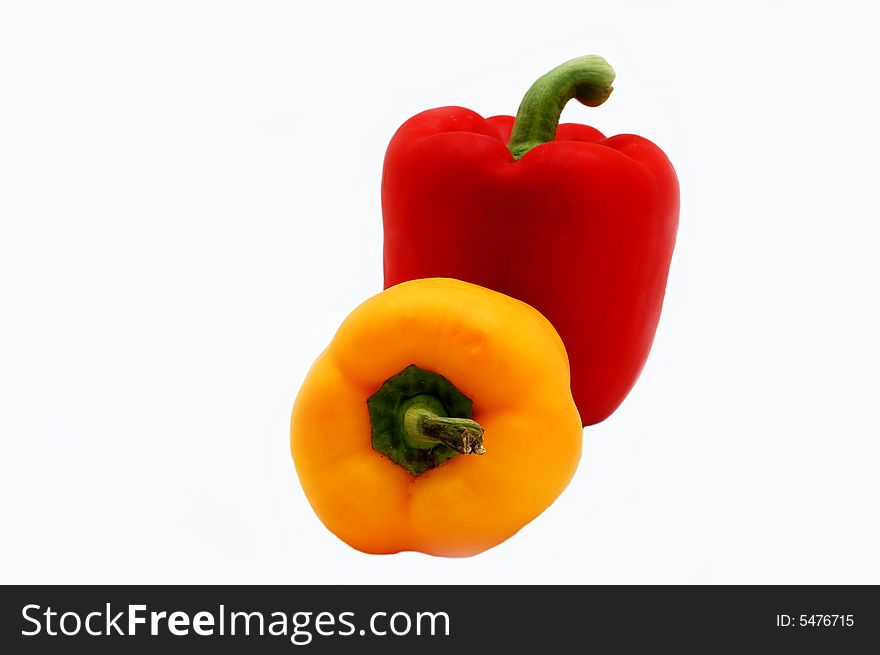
[
  {"x1": 291, "y1": 278, "x2": 581, "y2": 557},
  {"x1": 382, "y1": 56, "x2": 679, "y2": 426}
]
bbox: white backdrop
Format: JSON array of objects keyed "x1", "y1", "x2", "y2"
[{"x1": 2, "y1": 1, "x2": 878, "y2": 584}]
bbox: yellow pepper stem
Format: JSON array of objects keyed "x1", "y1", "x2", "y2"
[
  {"x1": 403, "y1": 405, "x2": 486, "y2": 455},
  {"x1": 367, "y1": 364, "x2": 485, "y2": 476}
]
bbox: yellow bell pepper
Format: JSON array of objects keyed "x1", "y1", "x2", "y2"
[{"x1": 290, "y1": 278, "x2": 582, "y2": 557}]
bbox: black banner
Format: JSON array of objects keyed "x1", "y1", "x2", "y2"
[{"x1": 2, "y1": 586, "x2": 877, "y2": 653}]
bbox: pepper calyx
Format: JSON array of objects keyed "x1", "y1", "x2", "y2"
[{"x1": 368, "y1": 364, "x2": 486, "y2": 476}]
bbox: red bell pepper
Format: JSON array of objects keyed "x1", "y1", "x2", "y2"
[{"x1": 381, "y1": 56, "x2": 679, "y2": 426}]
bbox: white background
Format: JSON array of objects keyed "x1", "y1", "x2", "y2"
[{"x1": 2, "y1": 1, "x2": 878, "y2": 584}]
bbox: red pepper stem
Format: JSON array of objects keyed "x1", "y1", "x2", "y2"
[{"x1": 507, "y1": 55, "x2": 616, "y2": 161}]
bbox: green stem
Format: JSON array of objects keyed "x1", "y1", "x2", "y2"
[
  {"x1": 403, "y1": 404, "x2": 486, "y2": 455},
  {"x1": 367, "y1": 364, "x2": 486, "y2": 476},
  {"x1": 507, "y1": 55, "x2": 616, "y2": 160}
]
